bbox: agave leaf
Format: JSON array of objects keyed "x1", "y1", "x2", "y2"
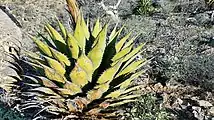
[
  {"x1": 76, "y1": 53, "x2": 93, "y2": 82},
  {"x1": 30, "y1": 36, "x2": 52, "y2": 57},
  {"x1": 94, "y1": 83, "x2": 110, "y2": 93},
  {"x1": 122, "y1": 33, "x2": 141, "y2": 49},
  {"x1": 109, "y1": 24, "x2": 118, "y2": 42},
  {"x1": 97, "y1": 59, "x2": 122, "y2": 84},
  {"x1": 111, "y1": 44, "x2": 133, "y2": 62},
  {"x1": 41, "y1": 64, "x2": 66, "y2": 83},
  {"x1": 23, "y1": 75, "x2": 39, "y2": 83},
  {"x1": 121, "y1": 85, "x2": 142, "y2": 95},
  {"x1": 105, "y1": 90, "x2": 121, "y2": 99},
  {"x1": 123, "y1": 43, "x2": 146, "y2": 62},
  {"x1": 66, "y1": 0, "x2": 80, "y2": 23},
  {"x1": 88, "y1": 24, "x2": 108, "y2": 70},
  {"x1": 109, "y1": 100, "x2": 136, "y2": 107},
  {"x1": 69, "y1": 63, "x2": 88, "y2": 87},
  {"x1": 66, "y1": 100, "x2": 78, "y2": 112},
  {"x1": 74, "y1": 15, "x2": 86, "y2": 51},
  {"x1": 118, "y1": 94, "x2": 141, "y2": 100},
  {"x1": 64, "y1": 81, "x2": 82, "y2": 94},
  {"x1": 108, "y1": 25, "x2": 125, "y2": 44},
  {"x1": 67, "y1": 33, "x2": 79, "y2": 59},
  {"x1": 87, "y1": 89, "x2": 103, "y2": 102},
  {"x1": 92, "y1": 18, "x2": 102, "y2": 39},
  {"x1": 24, "y1": 50, "x2": 43, "y2": 62},
  {"x1": 43, "y1": 56, "x2": 66, "y2": 75},
  {"x1": 50, "y1": 48, "x2": 71, "y2": 66},
  {"x1": 36, "y1": 76, "x2": 58, "y2": 88},
  {"x1": 31, "y1": 87, "x2": 60, "y2": 97},
  {"x1": 45, "y1": 24, "x2": 65, "y2": 44},
  {"x1": 115, "y1": 32, "x2": 132, "y2": 53},
  {"x1": 116, "y1": 60, "x2": 144, "y2": 78},
  {"x1": 122, "y1": 50, "x2": 144, "y2": 70},
  {"x1": 57, "y1": 19, "x2": 67, "y2": 39},
  {"x1": 86, "y1": 108, "x2": 101, "y2": 115},
  {"x1": 117, "y1": 70, "x2": 145, "y2": 89},
  {"x1": 57, "y1": 88, "x2": 77, "y2": 96},
  {"x1": 81, "y1": 15, "x2": 90, "y2": 40}
]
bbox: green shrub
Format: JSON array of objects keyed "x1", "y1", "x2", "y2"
[
  {"x1": 125, "y1": 94, "x2": 170, "y2": 120},
  {"x1": 133, "y1": 0, "x2": 155, "y2": 15}
]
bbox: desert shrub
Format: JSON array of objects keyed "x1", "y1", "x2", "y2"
[
  {"x1": 133, "y1": 0, "x2": 155, "y2": 15},
  {"x1": 125, "y1": 93, "x2": 170, "y2": 120}
]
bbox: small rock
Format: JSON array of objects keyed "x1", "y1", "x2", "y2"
[
  {"x1": 197, "y1": 100, "x2": 213, "y2": 107},
  {"x1": 209, "y1": 107, "x2": 214, "y2": 116}
]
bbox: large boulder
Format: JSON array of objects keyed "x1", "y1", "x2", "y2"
[{"x1": 0, "y1": 9, "x2": 22, "y2": 91}]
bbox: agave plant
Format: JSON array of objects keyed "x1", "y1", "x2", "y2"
[{"x1": 6, "y1": 3, "x2": 147, "y2": 120}]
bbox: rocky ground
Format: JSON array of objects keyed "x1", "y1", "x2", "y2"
[{"x1": 0, "y1": 0, "x2": 214, "y2": 119}]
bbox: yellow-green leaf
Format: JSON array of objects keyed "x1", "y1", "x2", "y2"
[
  {"x1": 108, "y1": 25, "x2": 125, "y2": 44},
  {"x1": 112, "y1": 44, "x2": 133, "y2": 62},
  {"x1": 88, "y1": 24, "x2": 108, "y2": 70},
  {"x1": 97, "y1": 60, "x2": 122, "y2": 84},
  {"x1": 116, "y1": 60, "x2": 144, "y2": 77},
  {"x1": 74, "y1": 15, "x2": 86, "y2": 51},
  {"x1": 109, "y1": 24, "x2": 118, "y2": 42},
  {"x1": 81, "y1": 15, "x2": 90, "y2": 40},
  {"x1": 41, "y1": 64, "x2": 66, "y2": 83},
  {"x1": 115, "y1": 32, "x2": 132, "y2": 53},
  {"x1": 92, "y1": 18, "x2": 102, "y2": 38},
  {"x1": 87, "y1": 89, "x2": 103, "y2": 102},
  {"x1": 67, "y1": 33, "x2": 79, "y2": 59},
  {"x1": 76, "y1": 53, "x2": 93, "y2": 82},
  {"x1": 118, "y1": 71, "x2": 145, "y2": 89},
  {"x1": 122, "y1": 50, "x2": 144, "y2": 70},
  {"x1": 57, "y1": 19, "x2": 67, "y2": 39},
  {"x1": 31, "y1": 36, "x2": 52, "y2": 57},
  {"x1": 118, "y1": 94, "x2": 141, "y2": 100},
  {"x1": 50, "y1": 48, "x2": 70, "y2": 66},
  {"x1": 105, "y1": 90, "x2": 121, "y2": 99},
  {"x1": 43, "y1": 56, "x2": 66, "y2": 75},
  {"x1": 109, "y1": 100, "x2": 136, "y2": 107},
  {"x1": 64, "y1": 81, "x2": 82, "y2": 94},
  {"x1": 122, "y1": 33, "x2": 141, "y2": 49},
  {"x1": 94, "y1": 83, "x2": 110, "y2": 93},
  {"x1": 69, "y1": 63, "x2": 88, "y2": 87},
  {"x1": 123, "y1": 43, "x2": 146, "y2": 62},
  {"x1": 45, "y1": 24, "x2": 65, "y2": 44}
]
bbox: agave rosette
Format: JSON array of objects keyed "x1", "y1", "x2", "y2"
[{"x1": 9, "y1": 14, "x2": 147, "y2": 119}]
